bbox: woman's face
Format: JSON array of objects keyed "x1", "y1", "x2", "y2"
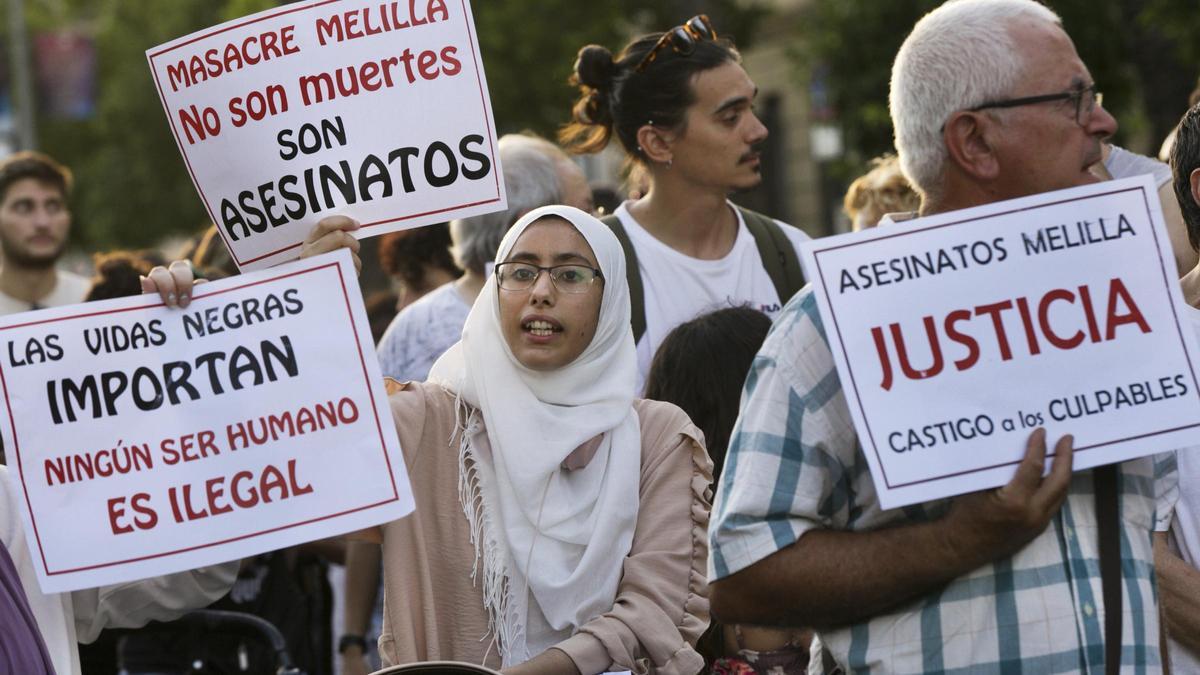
[{"x1": 497, "y1": 217, "x2": 603, "y2": 371}]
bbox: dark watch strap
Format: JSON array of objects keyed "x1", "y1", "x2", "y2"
[{"x1": 338, "y1": 633, "x2": 369, "y2": 654}]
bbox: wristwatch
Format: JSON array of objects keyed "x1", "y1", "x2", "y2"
[{"x1": 338, "y1": 633, "x2": 369, "y2": 654}]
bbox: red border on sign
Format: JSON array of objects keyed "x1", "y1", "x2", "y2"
[
  {"x1": 146, "y1": 0, "x2": 502, "y2": 268},
  {"x1": 0, "y1": 261, "x2": 402, "y2": 576},
  {"x1": 812, "y1": 184, "x2": 1200, "y2": 490}
]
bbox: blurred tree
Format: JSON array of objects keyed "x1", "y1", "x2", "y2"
[
  {"x1": 21, "y1": 0, "x2": 763, "y2": 250},
  {"x1": 801, "y1": 0, "x2": 1196, "y2": 187},
  {"x1": 26, "y1": 0, "x2": 276, "y2": 250},
  {"x1": 475, "y1": 0, "x2": 766, "y2": 137}
]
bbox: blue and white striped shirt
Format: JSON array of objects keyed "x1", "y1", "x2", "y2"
[{"x1": 710, "y1": 289, "x2": 1180, "y2": 674}]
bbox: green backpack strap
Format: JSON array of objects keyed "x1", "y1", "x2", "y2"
[
  {"x1": 737, "y1": 205, "x2": 806, "y2": 305},
  {"x1": 600, "y1": 214, "x2": 647, "y2": 343}
]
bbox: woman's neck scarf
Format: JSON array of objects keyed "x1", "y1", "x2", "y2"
[{"x1": 428, "y1": 205, "x2": 640, "y2": 666}]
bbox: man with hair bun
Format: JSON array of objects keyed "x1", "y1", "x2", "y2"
[
  {"x1": 710, "y1": 1, "x2": 1180, "y2": 672},
  {"x1": 561, "y1": 18, "x2": 809, "y2": 391},
  {"x1": 0, "y1": 151, "x2": 89, "y2": 315}
]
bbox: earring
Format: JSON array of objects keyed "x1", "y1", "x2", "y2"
[{"x1": 666, "y1": 158, "x2": 673, "y2": 169}]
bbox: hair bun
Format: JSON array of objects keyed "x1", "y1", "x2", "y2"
[{"x1": 574, "y1": 45, "x2": 617, "y2": 91}]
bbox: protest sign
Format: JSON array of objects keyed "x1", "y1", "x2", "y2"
[
  {"x1": 799, "y1": 175, "x2": 1200, "y2": 509},
  {"x1": 0, "y1": 250, "x2": 412, "y2": 592},
  {"x1": 147, "y1": 0, "x2": 505, "y2": 271}
]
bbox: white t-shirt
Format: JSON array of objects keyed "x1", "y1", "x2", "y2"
[
  {"x1": 0, "y1": 268, "x2": 90, "y2": 316},
  {"x1": 1104, "y1": 144, "x2": 1172, "y2": 188},
  {"x1": 1171, "y1": 307, "x2": 1200, "y2": 672},
  {"x1": 376, "y1": 281, "x2": 472, "y2": 382},
  {"x1": 614, "y1": 201, "x2": 810, "y2": 391}
]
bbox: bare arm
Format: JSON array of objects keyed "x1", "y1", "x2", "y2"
[
  {"x1": 711, "y1": 429, "x2": 1074, "y2": 629},
  {"x1": 340, "y1": 540, "x2": 382, "y2": 675},
  {"x1": 1155, "y1": 531, "x2": 1200, "y2": 655}
]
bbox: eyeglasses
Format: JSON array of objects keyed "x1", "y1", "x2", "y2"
[
  {"x1": 968, "y1": 83, "x2": 1103, "y2": 126},
  {"x1": 495, "y1": 262, "x2": 604, "y2": 293},
  {"x1": 635, "y1": 15, "x2": 717, "y2": 73}
]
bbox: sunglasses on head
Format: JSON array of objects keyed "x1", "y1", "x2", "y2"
[{"x1": 635, "y1": 15, "x2": 717, "y2": 73}]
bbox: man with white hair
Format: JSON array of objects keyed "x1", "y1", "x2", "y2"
[{"x1": 708, "y1": 1, "x2": 1178, "y2": 672}]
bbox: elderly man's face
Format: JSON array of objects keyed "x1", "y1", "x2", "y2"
[{"x1": 988, "y1": 20, "x2": 1118, "y2": 199}]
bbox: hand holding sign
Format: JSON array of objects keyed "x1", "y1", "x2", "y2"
[
  {"x1": 301, "y1": 215, "x2": 362, "y2": 274},
  {"x1": 2, "y1": 249, "x2": 412, "y2": 593},
  {"x1": 946, "y1": 429, "x2": 1074, "y2": 567},
  {"x1": 799, "y1": 176, "x2": 1200, "y2": 508},
  {"x1": 148, "y1": 0, "x2": 506, "y2": 270},
  {"x1": 140, "y1": 260, "x2": 200, "y2": 309}
]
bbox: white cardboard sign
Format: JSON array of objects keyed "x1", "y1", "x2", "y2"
[
  {"x1": 147, "y1": 0, "x2": 506, "y2": 271},
  {"x1": 799, "y1": 176, "x2": 1200, "y2": 509},
  {"x1": 0, "y1": 250, "x2": 413, "y2": 592}
]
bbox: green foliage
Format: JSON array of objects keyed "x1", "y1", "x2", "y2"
[
  {"x1": 32, "y1": 0, "x2": 233, "y2": 249},
  {"x1": 474, "y1": 0, "x2": 767, "y2": 136},
  {"x1": 26, "y1": 0, "x2": 764, "y2": 250}
]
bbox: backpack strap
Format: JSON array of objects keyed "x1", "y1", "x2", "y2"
[
  {"x1": 600, "y1": 214, "x2": 647, "y2": 343},
  {"x1": 1095, "y1": 464, "x2": 1122, "y2": 674},
  {"x1": 737, "y1": 206, "x2": 806, "y2": 305}
]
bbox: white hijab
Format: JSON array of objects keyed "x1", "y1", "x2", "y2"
[{"x1": 428, "y1": 205, "x2": 640, "y2": 665}]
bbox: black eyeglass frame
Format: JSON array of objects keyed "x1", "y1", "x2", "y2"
[
  {"x1": 967, "y1": 83, "x2": 1103, "y2": 126},
  {"x1": 634, "y1": 15, "x2": 717, "y2": 74},
  {"x1": 494, "y1": 262, "x2": 605, "y2": 294}
]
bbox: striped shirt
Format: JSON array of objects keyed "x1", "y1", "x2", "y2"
[{"x1": 710, "y1": 289, "x2": 1180, "y2": 674}]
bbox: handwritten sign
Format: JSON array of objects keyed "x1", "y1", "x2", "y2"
[
  {"x1": 0, "y1": 250, "x2": 412, "y2": 592},
  {"x1": 147, "y1": 0, "x2": 506, "y2": 270},
  {"x1": 799, "y1": 176, "x2": 1200, "y2": 509}
]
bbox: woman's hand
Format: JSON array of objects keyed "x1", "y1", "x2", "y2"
[
  {"x1": 500, "y1": 648, "x2": 581, "y2": 675},
  {"x1": 140, "y1": 260, "x2": 202, "y2": 308},
  {"x1": 302, "y1": 216, "x2": 362, "y2": 275}
]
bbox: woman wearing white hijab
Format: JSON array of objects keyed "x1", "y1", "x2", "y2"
[{"x1": 335, "y1": 206, "x2": 713, "y2": 675}]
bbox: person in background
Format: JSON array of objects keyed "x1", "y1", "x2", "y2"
[
  {"x1": 83, "y1": 250, "x2": 157, "y2": 302},
  {"x1": 378, "y1": 224, "x2": 462, "y2": 313},
  {"x1": 561, "y1": 15, "x2": 809, "y2": 391},
  {"x1": 184, "y1": 224, "x2": 239, "y2": 281},
  {"x1": 0, "y1": 151, "x2": 89, "y2": 315},
  {"x1": 842, "y1": 155, "x2": 920, "y2": 231},
  {"x1": 644, "y1": 306, "x2": 808, "y2": 674},
  {"x1": 506, "y1": 132, "x2": 595, "y2": 215},
  {"x1": 365, "y1": 290, "x2": 401, "y2": 344}
]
